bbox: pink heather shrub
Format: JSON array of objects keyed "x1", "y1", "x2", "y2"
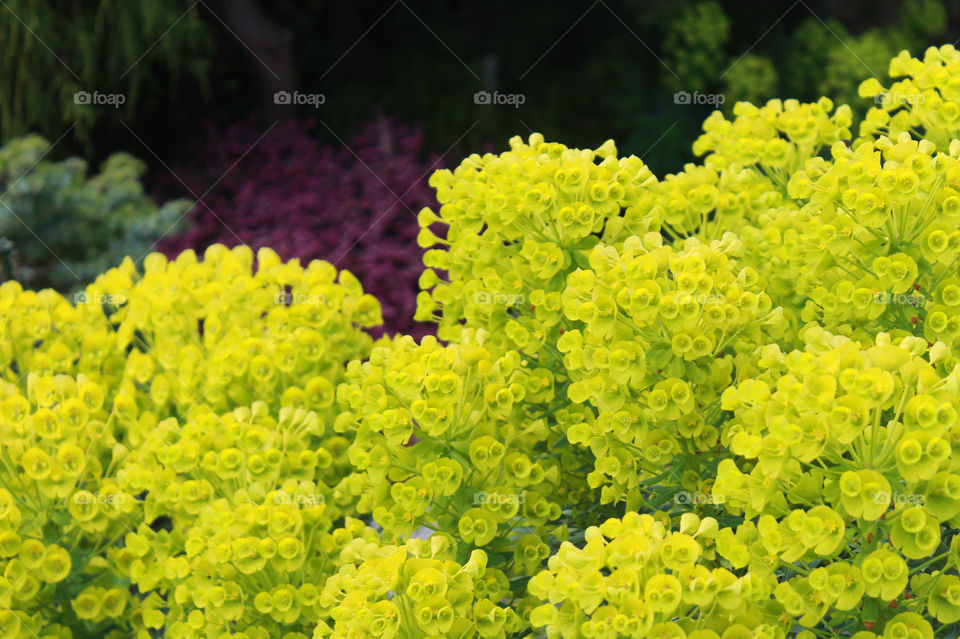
[{"x1": 158, "y1": 117, "x2": 439, "y2": 337}]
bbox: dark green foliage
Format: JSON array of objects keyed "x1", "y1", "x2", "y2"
[
  {"x1": 0, "y1": 135, "x2": 190, "y2": 291},
  {"x1": 0, "y1": 1, "x2": 211, "y2": 145}
]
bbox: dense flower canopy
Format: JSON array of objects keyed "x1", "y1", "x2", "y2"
[{"x1": 6, "y1": 45, "x2": 960, "y2": 639}]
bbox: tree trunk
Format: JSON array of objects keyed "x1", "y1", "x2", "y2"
[{"x1": 208, "y1": 0, "x2": 298, "y2": 120}]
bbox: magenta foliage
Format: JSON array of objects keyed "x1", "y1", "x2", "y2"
[{"x1": 157, "y1": 117, "x2": 440, "y2": 338}]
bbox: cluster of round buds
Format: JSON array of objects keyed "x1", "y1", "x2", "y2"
[
  {"x1": 634, "y1": 99, "x2": 846, "y2": 326},
  {"x1": 527, "y1": 512, "x2": 789, "y2": 639},
  {"x1": 0, "y1": 372, "x2": 139, "y2": 634},
  {"x1": 109, "y1": 402, "x2": 366, "y2": 637},
  {"x1": 719, "y1": 330, "x2": 959, "y2": 519},
  {"x1": 732, "y1": 204, "x2": 810, "y2": 321},
  {"x1": 715, "y1": 506, "x2": 846, "y2": 570},
  {"x1": 559, "y1": 233, "x2": 785, "y2": 503},
  {"x1": 71, "y1": 585, "x2": 134, "y2": 624},
  {"x1": 773, "y1": 565, "x2": 913, "y2": 630},
  {"x1": 858, "y1": 45, "x2": 960, "y2": 151},
  {"x1": 89, "y1": 244, "x2": 380, "y2": 422},
  {"x1": 787, "y1": 132, "x2": 960, "y2": 345},
  {"x1": 0, "y1": 280, "x2": 123, "y2": 392},
  {"x1": 768, "y1": 551, "x2": 960, "y2": 630},
  {"x1": 118, "y1": 402, "x2": 349, "y2": 527},
  {"x1": 315, "y1": 535, "x2": 522, "y2": 639},
  {"x1": 715, "y1": 329, "x2": 960, "y2": 627},
  {"x1": 148, "y1": 513, "x2": 381, "y2": 637},
  {"x1": 628, "y1": 162, "x2": 783, "y2": 242},
  {"x1": 416, "y1": 132, "x2": 657, "y2": 356},
  {"x1": 693, "y1": 98, "x2": 853, "y2": 188},
  {"x1": 335, "y1": 334, "x2": 572, "y2": 561}
]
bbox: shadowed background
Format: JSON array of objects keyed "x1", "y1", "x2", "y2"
[{"x1": 0, "y1": 0, "x2": 957, "y2": 334}]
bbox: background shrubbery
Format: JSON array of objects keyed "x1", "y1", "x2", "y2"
[
  {"x1": 2, "y1": 0, "x2": 958, "y2": 329},
  {"x1": 0, "y1": 135, "x2": 189, "y2": 292},
  {"x1": 154, "y1": 117, "x2": 437, "y2": 337},
  {"x1": 2, "y1": 0, "x2": 953, "y2": 163}
]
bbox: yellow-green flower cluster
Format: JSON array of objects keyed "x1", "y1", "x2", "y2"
[
  {"x1": 787, "y1": 132, "x2": 960, "y2": 345},
  {"x1": 118, "y1": 401, "x2": 350, "y2": 525},
  {"x1": 694, "y1": 98, "x2": 853, "y2": 191},
  {"x1": 682, "y1": 98, "x2": 851, "y2": 318},
  {"x1": 718, "y1": 329, "x2": 960, "y2": 525},
  {"x1": 559, "y1": 234, "x2": 785, "y2": 504},
  {"x1": 0, "y1": 245, "x2": 381, "y2": 636},
  {"x1": 315, "y1": 535, "x2": 523, "y2": 639},
  {"x1": 416, "y1": 133, "x2": 657, "y2": 355},
  {"x1": 715, "y1": 327, "x2": 960, "y2": 627},
  {"x1": 527, "y1": 512, "x2": 792, "y2": 639},
  {"x1": 0, "y1": 280, "x2": 122, "y2": 390},
  {"x1": 334, "y1": 333, "x2": 581, "y2": 577},
  {"x1": 0, "y1": 372, "x2": 139, "y2": 637},
  {"x1": 155, "y1": 508, "x2": 379, "y2": 638},
  {"x1": 638, "y1": 104, "x2": 805, "y2": 325},
  {"x1": 114, "y1": 400, "x2": 374, "y2": 637},
  {"x1": 859, "y1": 44, "x2": 960, "y2": 151},
  {"x1": 628, "y1": 161, "x2": 784, "y2": 241},
  {"x1": 91, "y1": 244, "x2": 380, "y2": 424}
]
